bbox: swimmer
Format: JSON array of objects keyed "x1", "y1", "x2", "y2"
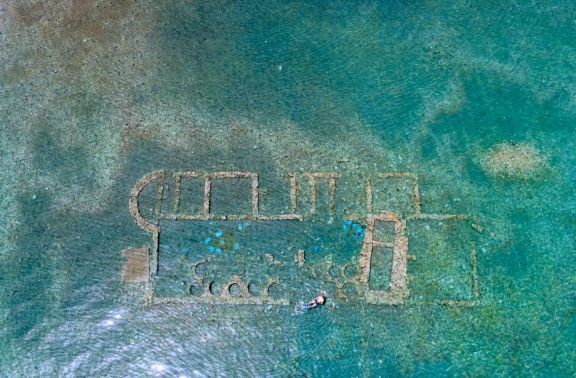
[{"x1": 302, "y1": 294, "x2": 327, "y2": 310}]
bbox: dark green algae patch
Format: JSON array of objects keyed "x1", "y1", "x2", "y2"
[{"x1": 1, "y1": 0, "x2": 575, "y2": 376}]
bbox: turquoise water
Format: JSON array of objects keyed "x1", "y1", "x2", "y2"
[{"x1": 1, "y1": 0, "x2": 575, "y2": 376}]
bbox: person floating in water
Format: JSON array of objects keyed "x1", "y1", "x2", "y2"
[{"x1": 302, "y1": 293, "x2": 326, "y2": 310}]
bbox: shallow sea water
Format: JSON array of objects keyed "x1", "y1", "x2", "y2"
[{"x1": 0, "y1": 1, "x2": 575, "y2": 376}]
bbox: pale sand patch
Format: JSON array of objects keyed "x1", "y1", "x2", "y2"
[{"x1": 482, "y1": 143, "x2": 547, "y2": 179}]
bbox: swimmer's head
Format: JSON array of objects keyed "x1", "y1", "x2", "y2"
[{"x1": 316, "y1": 295, "x2": 326, "y2": 305}]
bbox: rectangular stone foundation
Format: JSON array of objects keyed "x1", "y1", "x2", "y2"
[{"x1": 121, "y1": 247, "x2": 149, "y2": 283}]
